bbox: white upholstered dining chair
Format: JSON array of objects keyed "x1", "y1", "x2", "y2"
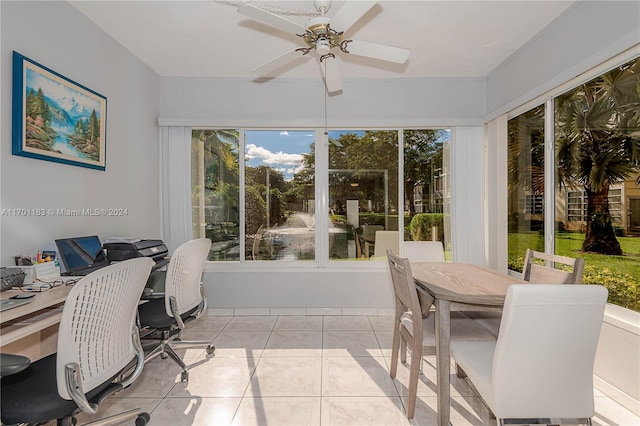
[
  {"x1": 401, "y1": 240, "x2": 445, "y2": 263},
  {"x1": 372, "y1": 230, "x2": 399, "y2": 259},
  {"x1": 451, "y1": 284, "x2": 607, "y2": 426},
  {"x1": 386, "y1": 251, "x2": 495, "y2": 419}
]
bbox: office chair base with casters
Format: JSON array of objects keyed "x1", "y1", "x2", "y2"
[
  {"x1": 82, "y1": 408, "x2": 150, "y2": 426},
  {"x1": 143, "y1": 328, "x2": 216, "y2": 382},
  {"x1": 139, "y1": 296, "x2": 215, "y2": 382}
]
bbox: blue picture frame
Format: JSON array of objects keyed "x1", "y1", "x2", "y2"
[{"x1": 12, "y1": 51, "x2": 107, "y2": 171}]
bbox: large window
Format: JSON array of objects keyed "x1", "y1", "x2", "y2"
[
  {"x1": 403, "y1": 129, "x2": 451, "y2": 257},
  {"x1": 244, "y1": 130, "x2": 316, "y2": 261},
  {"x1": 507, "y1": 105, "x2": 545, "y2": 272},
  {"x1": 327, "y1": 130, "x2": 398, "y2": 260},
  {"x1": 191, "y1": 129, "x2": 240, "y2": 261},
  {"x1": 507, "y1": 57, "x2": 640, "y2": 312},
  {"x1": 192, "y1": 128, "x2": 451, "y2": 264}
]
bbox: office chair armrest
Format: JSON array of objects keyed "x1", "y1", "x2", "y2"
[
  {"x1": 65, "y1": 363, "x2": 99, "y2": 415},
  {"x1": 193, "y1": 282, "x2": 207, "y2": 319},
  {"x1": 169, "y1": 296, "x2": 186, "y2": 330},
  {"x1": 116, "y1": 326, "x2": 145, "y2": 389}
]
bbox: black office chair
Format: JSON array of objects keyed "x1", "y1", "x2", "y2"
[
  {"x1": 0, "y1": 258, "x2": 154, "y2": 426},
  {"x1": 138, "y1": 238, "x2": 214, "y2": 382}
]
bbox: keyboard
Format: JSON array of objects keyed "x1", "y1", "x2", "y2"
[{"x1": 0, "y1": 298, "x2": 33, "y2": 312}]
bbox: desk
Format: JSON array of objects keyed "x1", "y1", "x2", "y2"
[
  {"x1": 0, "y1": 285, "x2": 73, "y2": 360},
  {"x1": 411, "y1": 262, "x2": 526, "y2": 426},
  {"x1": 1, "y1": 272, "x2": 161, "y2": 360}
]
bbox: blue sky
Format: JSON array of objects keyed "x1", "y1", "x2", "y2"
[
  {"x1": 245, "y1": 130, "x2": 315, "y2": 180},
  {"x1": 243, "y1": 129, "x2": 451, "y2": 181}
]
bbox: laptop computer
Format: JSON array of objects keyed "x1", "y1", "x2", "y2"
[
  {"x1": 55, "y1": 235, "x2": 110, "y2": 276},
  {"x1": 0, "y1": 298, "x2": 33, "y2": 312}
]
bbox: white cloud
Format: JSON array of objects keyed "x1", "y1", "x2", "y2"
[{"x1": 246, "y1": 143, "x2": 303, "y2": 166}]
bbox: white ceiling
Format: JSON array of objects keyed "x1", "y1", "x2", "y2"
[{"x1": 70, "y1": 0, "x2": 575, "y2": 81}]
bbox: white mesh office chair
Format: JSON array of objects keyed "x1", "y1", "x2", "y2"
[
  {"x1": 386, "y1": 251, "x2": 495, "y2": 419},
  {"x1": 138, "y1": 238, "x2": 214, "y2": 382},
  {"x1": 451, "y1": 284, "x2": 607, "y2": 426},
  {"x1": 1, "y1": 258, "x2": 154, "y2": 426}
]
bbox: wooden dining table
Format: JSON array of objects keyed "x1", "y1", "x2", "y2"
[{"x1": 411, "y1": 262, "x2": 527, "y2": 426}]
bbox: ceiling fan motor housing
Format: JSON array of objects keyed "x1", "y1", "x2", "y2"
[{"x1": 304, "y1": 16, "x2": 343, "y2": 52}]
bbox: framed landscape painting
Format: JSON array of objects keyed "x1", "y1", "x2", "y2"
[{"x1": 12, "y1": 51, "x2": 107, "y2": 170}]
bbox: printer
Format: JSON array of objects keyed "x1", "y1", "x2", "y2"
[{"x1": 104, "y1": 239, "x2": 169, "y2": 270}]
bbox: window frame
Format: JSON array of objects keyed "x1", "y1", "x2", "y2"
[
  {"x1": 191, "y1": 127, "x2": 451, "y2": 269},
  {"x1": 505, "y1": 50, "x2": 640, "y2": 269}
]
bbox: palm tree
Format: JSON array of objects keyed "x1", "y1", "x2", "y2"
[{"x1": 555, "y1": 58, "x2": 640, "y2": 254}]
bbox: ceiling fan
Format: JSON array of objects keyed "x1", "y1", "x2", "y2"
[{"x1": 238, "y1": 0, "x2": 410, "y2": 94}]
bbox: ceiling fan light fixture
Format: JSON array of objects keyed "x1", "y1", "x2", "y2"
[{"x1": 315, "y1": 37, "x2": 331, "y2": 55}]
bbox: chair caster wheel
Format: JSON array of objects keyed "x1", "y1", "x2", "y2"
[
  {"x1": 161, "y1": 353, "x2": 168, "y2": 359},
  {"x1": 181, "y1": 371, "x2": 189, "y2": 382},
  {"x1": 136, "y1": 412, "x2": 151, "y2": 426},
  {"x1": 206, "y1": 345, "x2": 215, "y2": 354}
]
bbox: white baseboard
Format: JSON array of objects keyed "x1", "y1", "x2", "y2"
[
  {"x1": 204, "y1": 307, "x2": 394, "y2": 316},
  {"x1": 594, "y1": 374, "x2": 640, "y2": 417}
]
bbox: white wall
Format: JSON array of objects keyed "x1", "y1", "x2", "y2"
[
  {"x1": 485, "y1": 1, "x2": 640, "y2": 120},
  {"x1": 0, "y1": 1, "x2": 161, "y2": 266},
  {"x1": 204, "y1": 268, "x2": 394, "y2": 311},
  {"x1": 159, "y1": 76, "x2": 485, "y2": 127}
]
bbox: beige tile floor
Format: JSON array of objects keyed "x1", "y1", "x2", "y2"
[{"x1": 81, "y1": 315, "x2": 640, "y2": 426}]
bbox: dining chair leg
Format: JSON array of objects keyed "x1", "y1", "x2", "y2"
[
  {"x1": 406, "y1": 343, "x2": 422, "y2": 419},
  {"x1": 390, "y1": 324, "x2": 401, "y2": 378}
]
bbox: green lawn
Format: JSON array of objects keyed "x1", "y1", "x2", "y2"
[{"x1": 508, "y1": 232, "x2": 640, "y2": 312}]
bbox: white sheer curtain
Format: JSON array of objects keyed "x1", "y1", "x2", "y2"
[
  {"x1": 450, "y1": 126, "x2": 486, "y2": 265},
  {"x1": 160, "y1": 126, "x2": 193, "y2": 253}
]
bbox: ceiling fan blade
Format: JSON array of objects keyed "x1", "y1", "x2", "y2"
[
  {"x1": 320, "y1": 56, "x2": 343, "y2": 94},
  {"x1": 252, "y1": 49, "x2": 308, "y2": 76},
  {"x1": 343, "y1": 39, "x2": 410, "y2": 64},
  {"x1": 329, "y1": 1, "x2": 376, "y2": 33},
  {"x1": 238, "y1": 4, "x2": 309, "y2": 35}
]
